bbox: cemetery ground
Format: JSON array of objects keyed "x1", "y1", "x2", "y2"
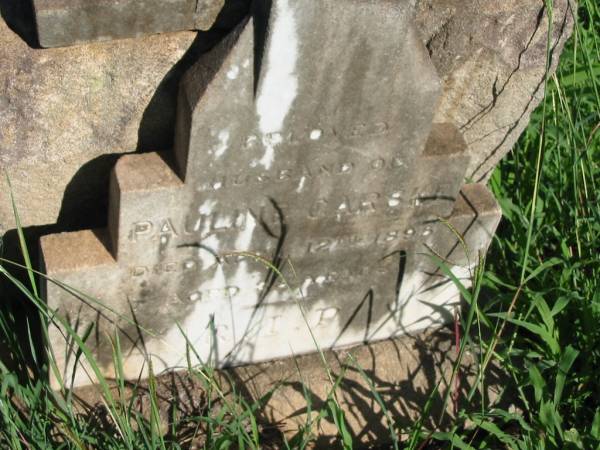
[{"x1": 0, "y1": 1, "x2": 598, "y2": 448}]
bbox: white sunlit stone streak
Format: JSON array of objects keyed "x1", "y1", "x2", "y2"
[
  {"x1": 255, "y1": 0, "x2": 298, "y2": 169},
  {"x1": 214, "y1": 129, "x2": 230, "y2": 158},
  {"x1": 229, "y1": 212, "x2": 262, "y2": 307},
  {"x1": 227, "y1": 212, "x2": 264, "y2": 358}
]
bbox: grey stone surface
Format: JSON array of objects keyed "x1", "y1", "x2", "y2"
[
  {"x1": 33, "y1": 0, "x2": 225, "y2": 48},
  {"x1": 41, "y1": 0, "x2": 501, "y2": 389},
  {"x1": 0, "y1": 0, "x2": 573, "y2": 232}
]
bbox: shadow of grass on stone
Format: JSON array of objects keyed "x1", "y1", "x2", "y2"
[{"x1": 55, "y1": 326, "x2": 515, "y2": 449}]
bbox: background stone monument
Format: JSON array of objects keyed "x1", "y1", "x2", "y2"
[
  {"x1": 0, "y1": 0, "x2": 573, "y2": 233},
  {"x1": 39, "y1": 0, "x2": 502, "y2": 388}
]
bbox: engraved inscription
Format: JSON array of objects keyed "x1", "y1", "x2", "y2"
[
  {"x1": 314, "y1": 307, "x2": 340, "y2": 327},
  {"x1": 196, "y1": 153, "x2": 406, "y2": 193},
  {"x1": 306, "y1": 229, "x2": 407, "y2": 254},
  {"x1": 185, "y1": 286, "x2": 241, "y2": 303},
  {"x1": 236, "y1": 121, "x2": 391, "y2": 151},
  {"x1": 309, "y1": 193, "x2": 381, "y2": 219}
]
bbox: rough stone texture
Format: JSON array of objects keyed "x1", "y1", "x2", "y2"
[
  {"x1": 41, "y1": 0, "x2": 501, "y2": 389},
  {"x1": 72, "y1": 327, "x2": 511, "y2": 448},
  {"x1": 0, "y1": 23, "x2": 194, "y2": 232},
  {"x1": 418, "y1": 0, "x2": 575, "y2": 181},
  {"x1": 32, "y1": 0, "x2": 225, "y2": 48},
  {"x1": 0, "y1": 0, "x2": 573, "y2": 232}
]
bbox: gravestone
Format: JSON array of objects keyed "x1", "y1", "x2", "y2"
[
  {"x1": 32, "y1": 0, "x2": 226, "y2": 47},
  {"x1": 41, "y1": 0, "x2": 501, "y2": 389}
]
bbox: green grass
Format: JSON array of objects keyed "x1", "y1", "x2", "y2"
[
  {"x1": 1, "y1": 0, "x2": 599, "y2": 448},
  {"x1": 439, "y1": 0, "x2": 600, "y2": 447}
]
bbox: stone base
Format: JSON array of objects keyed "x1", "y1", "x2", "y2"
[{"x1": 71, "y1": 326, "x2": 511, "y2": 448}]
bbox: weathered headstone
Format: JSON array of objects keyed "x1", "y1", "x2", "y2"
[
  {"x1": 41, "y1": 0, "x2": 501, "y2": 388},
  {"x1": 32, "y1": 0, "x2": 226, "y2": 47}
]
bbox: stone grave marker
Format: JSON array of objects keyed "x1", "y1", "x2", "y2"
[
  {"x1": 41, "y1": 0, "x2": 501, "y2": 389},
  {"x1": 32, "y1": 0, "x2": 227, "y2": 47}
]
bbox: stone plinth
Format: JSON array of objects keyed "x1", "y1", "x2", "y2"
[{"x1": 72, "y1": 326, "x2": 510, "y2": 448}]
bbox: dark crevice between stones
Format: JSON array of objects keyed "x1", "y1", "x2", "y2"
[
  {"x1": 468, "y1": 3, "x2": 574, "y2": 181},
  {"x1": 137, "y1": 0, "x2": 251, "y2": 153},
  {"x1": 459, "y1": 5, "x2": 548, "y2": 135},
  {"x1": 1, "y1": 225, "x2": 51, "y2": 382},
  {"x1": 0, "y1": 0, "x2": 39, "y2": 48},
  {"x1": 252, "y1": 0, "x2": 271, "y2": 96}
]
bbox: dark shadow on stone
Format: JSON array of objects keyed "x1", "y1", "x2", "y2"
[
  {"x1": 350, "y1": 250, "x2": 411, "y2": 342},
  {"x1": 0, "y1": 0, "x2": 39, "y2": 48},
  {"x1": 0, "y1": 144, "x2": 121, "y2": 383},
  {"x1": 275, "y1": 328, "x2": 517, "y2": 449},
  {"x1": 56, "y1": 153, "x2": 125, "y2": 230},
  {"x1": 332, "y1": 289, "x2": 375, "y2": 348},
  {"x1": 252, "y1": 0, "x2": 272, "y2": 95},
  {"x1": 256, "y1": 197, "x2": 287, "y2": 305},
  {"x1": 395, "y1": 250, "x2": 408, "y2": 299},
  {"x1": 0, "y1": 225, "x2": 54, "y2": 382},
  {"x1": 136, "y1": 0, "x2": 251, "y2": 153}
]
